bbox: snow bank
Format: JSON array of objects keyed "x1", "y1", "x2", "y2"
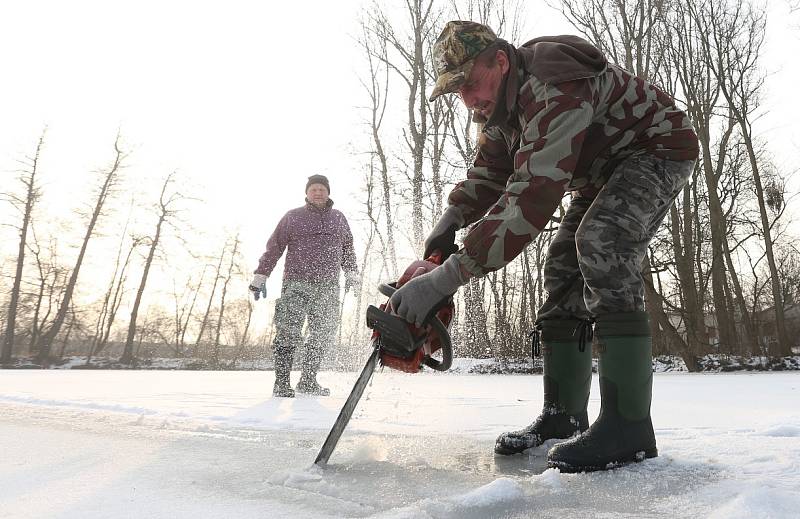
[{"x1": 708, "y1": 488, "x2": 800, "y2": 519}]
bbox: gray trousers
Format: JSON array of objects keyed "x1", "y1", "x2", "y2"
[
  {"x1": 273, "y1": 280, "x2": 340, "y2": 380},
  {"x1": 537, "y1": 154, "x2": 695, "y2": 320}
]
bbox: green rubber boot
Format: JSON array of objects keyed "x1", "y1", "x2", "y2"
[
  {"x1": 494, "y1": 319, "x2": 593, "y2": 455},
  {"x1": 547, "y1": 311, "x2": 657, "y2": 472}
]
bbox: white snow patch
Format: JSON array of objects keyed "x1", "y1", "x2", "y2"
[
  {"x1": 531, "y1": 467, "x2": 563, "y2": 489},
  {"x1": 708, "y1": 488, "x2": 800, "y2": 519},
  {"x1": 753, "y1": 424, "x2": 800, "y2": 437},
  {"x1": 0, "y1": 394, "x2": 156, "y2": 415},
  {"x1": 350, "y1": 436, "x2": 389, "y2": 462},
  {"x1": 285, "y1": 466, "x2": 325, "y2": 485},
  {"x1": 268, "y1": 464, "x2": 324, "y2": 486},
  {"x1": 453, "y1": 477, "x2": 525, "y2": 507},
  {"x1": 371, "y1": 505, "x2": 436, "y2": 519},
  {"x1": 370, "y1": 479, "x2": 524, "y2": 519}
]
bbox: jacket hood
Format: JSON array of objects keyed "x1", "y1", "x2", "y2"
[
  {"x1": 520, "y1": 35, "x2": 607, "y2": 84},
  {"x1": 484, "y1": 35, "x2": 607, "y2": 129}
]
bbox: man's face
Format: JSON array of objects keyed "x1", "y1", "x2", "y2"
[
  {"x1": 456, "y1": 50, "x2": 509, "y2": 120},
  {"x1": 306, "y1": 183, "x2": 329, "y2": 207}
]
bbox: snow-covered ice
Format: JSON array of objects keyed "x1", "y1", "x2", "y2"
[{"x1": 1, "y1": 368, "x2": 799, "y2": 518}]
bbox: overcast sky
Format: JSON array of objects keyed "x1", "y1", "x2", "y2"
[{"x1": 1, "y1": 0, "x2": 798, "y2": 299}]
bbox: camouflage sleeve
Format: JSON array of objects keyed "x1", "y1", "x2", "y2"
[
  {"x1": 255, "y1": 213, "x2": 290, "y2": 276},
  {"x1": 447, "y1": 125, "x2": 515, "y2": 226},
  {"x1": 455, "y1": 80, "x2": 595, "y2": 277}
]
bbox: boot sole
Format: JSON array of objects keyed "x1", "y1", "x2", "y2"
[
  {"x1": 296, "y1": 389, "x2": 330, "y2": 396},
  {"x1": 548, "y1": 447, "x2": 658, "y2": 473},
  {"x1": 494, "y1": 445, "x2": 529, "y2": 456}
]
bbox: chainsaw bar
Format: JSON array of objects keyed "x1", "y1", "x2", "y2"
[{"x1": 314, "y1": 341, "x2": 380, "y2": 466}]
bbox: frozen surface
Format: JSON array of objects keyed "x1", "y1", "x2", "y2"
[{"x1": 1, "y1": 368, "x2": 799, "y2": 518}]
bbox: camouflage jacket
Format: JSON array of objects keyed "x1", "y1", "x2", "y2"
[
  {"x1": 255, "y1": 199, "x2": 358, "y2": 283},
  {"x1": 449, "y1": 36, "x2": 699, "y2": 277}
]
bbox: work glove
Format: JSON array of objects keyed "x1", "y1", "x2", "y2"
[
  {"x1": 389, "y1": 255, "x2": 469, "y2": 327},
  {"x1": 249, "y1": 273, "x2": 267, "y2": 301},
  {"x1": 344, "y1": 270, "x2": 361, "y2": 294},
  {"x1": 423, "y1": 206, "x2": 465, "y2": 260}
]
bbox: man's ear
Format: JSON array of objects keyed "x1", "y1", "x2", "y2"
[{"x1": 496, "y1": 49, "x2": 509, "y2": 74}]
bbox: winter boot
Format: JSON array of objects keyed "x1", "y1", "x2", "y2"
[
  {"x1": 296, "y1": 373, "x2": 330, "y2": 396},
  {"x1": 298, "y1": 335, "x2": 330, "y2": 396},
  {"x1": 547, "y1": 311, "x2": 657, "y2": 472},
  {"x1": 494, "y1": 318, "x2": 593, "y2": 455},
  {"x1": 272, "y1": 349, "x2": 295, "y2": 398}
]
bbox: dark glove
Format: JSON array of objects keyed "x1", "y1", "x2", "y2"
[
  {"x1": 249, "y1": 274, "x2": 267, "y2": 301},
  {"x1": 423, "y1": 206, "x2": 465, "y2": 260},
  {"x1": 389, "y1": 255, "x2": 468, "y2": 327}
]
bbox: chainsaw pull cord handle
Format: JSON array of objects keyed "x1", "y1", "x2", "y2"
[{"x1": 375, "y1": 282, "x2": 453, "y2": 372}]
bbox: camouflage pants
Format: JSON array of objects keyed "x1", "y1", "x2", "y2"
[
  {"x1": 537, "y1": 154, "x2": 695, "y2": 320},
  {"x1": 273, "y1": 280, "x2": 340, "y2": 377}
]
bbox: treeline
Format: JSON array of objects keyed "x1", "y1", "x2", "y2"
[{"x1": 0, "y1": 132, "x2": 264, "y2": 368}]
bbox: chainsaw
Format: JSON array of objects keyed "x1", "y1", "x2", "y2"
[{"x1": 313, "y1": 251, "x2": 455, "y2": 466}]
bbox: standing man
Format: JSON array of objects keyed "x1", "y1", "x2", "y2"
[
  {"x1": 250, "y1": 175, "x2": 359, "y2": 398},
  {"x1": 389, "y1": 21, "x2": 698, "y2": 472}
]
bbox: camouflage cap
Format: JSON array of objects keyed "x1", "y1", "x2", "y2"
[{"x1": 429, "y1": 21, "x2": 498, "y2": 102}]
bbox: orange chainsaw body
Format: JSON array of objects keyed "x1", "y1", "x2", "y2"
[{"x1": 375, "y1": 255, "x2": 454, "y2": 373}]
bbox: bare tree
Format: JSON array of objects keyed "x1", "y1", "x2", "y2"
[
  {"x1": 2, "y1": 130, "x2": 45, "y2": 364},
  {"x1": 700, "y1": 0, "x2": 791, "y2": 355},
  {"x1": 347, "y1": 165, "x2": 380, "y2": 355},
  {"x1": 661, "y1": 2, "x2": 739, "y2": 358},
  {"x1": 170, "y1": 264, "x2": 207, "y2": 356},
  {"x1": 211, "y1": 233, "x2": 242, "y2": 366},
  {"x1": 88, "y1": 230, "x2": 143, "y2": 363},
  {"x1": 36, "y1": 134, "x2": 126, "y2": 362},
  {"x1": 121, "y1": 171, "x2": 187, "y2": 364},
  {"x1": 358, "y1": 17, "x2": 398, "y2": 276},
  {"x1": 366, "y1": 0, "x2": 444, "y2": 250},
  {"x1": 57, "y1": 300, "x2": 83, "y2": 359},
  {"x1": 26, "y1": 228, "x2": 64, "y2": 355},
  {"x1": 228, "y1": 297, "x2": 255, "y2": 367},
  {"x1": 194, "y1": 242, "x2": 226, "y2": 355},
  {"x1": 559, "y1": 0, "x2": 670, "y2": 79}
]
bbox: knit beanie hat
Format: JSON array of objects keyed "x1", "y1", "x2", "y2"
[{"x1": 305, "y1": 174, "x2": 330, "y2": 194}]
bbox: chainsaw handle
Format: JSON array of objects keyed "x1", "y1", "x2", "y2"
[
  {"x1": 422, "y1": 314, "x2": 452, "y2": 371},
  {"x1": 374, "y1": 282, "x2": 452, "y2": 371}
]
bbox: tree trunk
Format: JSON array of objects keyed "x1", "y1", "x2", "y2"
[
  {"x1": 668, "y1": 188, "x2": 708, "y2": 358},
  {"x1": 737, "y1": 122, "x2": 790, "y2": 356},
  {"x1": 121, "y1": 172, "x2": 175, "y2": 364},
  {"x1": 697, "y1": 128, "x2": 737, "y2": 352},
  {"x1": 213, "y1": 235, "x2": 240, "y2": 366},
  {"x1": 195, "y1": 245, "x2": 225, "y2": 355},
  {"x1": 37, "y1": 136, "x2": 123, "y2": 362},
  {"x1": 2, "y1": 132, "x2": 45, "y2": 364}
]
